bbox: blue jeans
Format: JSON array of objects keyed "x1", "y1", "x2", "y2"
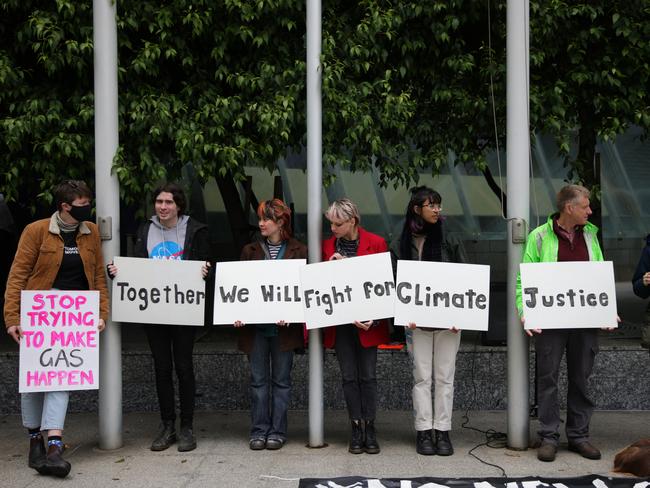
[
  {"x1": 248, "y1": 329, "x2": 294, "y2": 441},
  {"x1": 22, "y1": 391, "x2": 69, "y2": 431}
]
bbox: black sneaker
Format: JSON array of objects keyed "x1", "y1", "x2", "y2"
[
  {"x1": 249, "y1": 438, "x2": 266, "y2": 450},
  {"x1": 178, "y1": 425, "x2": 197, "y2": 452},
  {"x1": 266, "y1": 438, "x2": 285, "y2": 450},
  {"x1": 151, "y1": 421, "x2": 176, "y2": 451},
  {"x1": 434, "y1": 430, "x2": 454, "y2": 456},
  {"x1": 416, "y1": 430, "x2": 436, "y2": 455}
]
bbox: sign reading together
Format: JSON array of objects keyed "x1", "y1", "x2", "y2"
[{"x1": 111, "y1": 256, "x2": 206, "y2": 326}]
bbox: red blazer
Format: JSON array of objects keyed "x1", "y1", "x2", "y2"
[{"x1": 321, "y1": 227, "x2": 391, "y2": 348}]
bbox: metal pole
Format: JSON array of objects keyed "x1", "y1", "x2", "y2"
[
  {"x1": 306, "y1": 0, "x2": 325, "y2": 447},
  {"x1": 93, "y1": 0, "x2": 122, "y2": 450},
  {"x1": 506, "y1": 0, "x2": 530, "y2": 450}
]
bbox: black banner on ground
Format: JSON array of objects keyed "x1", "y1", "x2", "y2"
[{"x1": 299, "y1": 475, "x2": 649, "y2": 488}]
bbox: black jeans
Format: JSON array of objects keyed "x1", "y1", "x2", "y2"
[
  {"x1": 536, "y1": 328, "x2": 598, "y2": 445},
  {"x1": 145, "y1": 325, "x2": 197, "y2": 426},
  {"x1": 334, "y1": 324, "x2": 378, "y2": 421}
]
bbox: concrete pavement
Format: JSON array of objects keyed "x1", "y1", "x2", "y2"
[{"x1": 1, "y1": 410, "x2": 648, "y2": 487}]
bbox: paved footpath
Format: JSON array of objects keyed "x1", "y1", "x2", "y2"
[{"x1": 1, "y1": 410, "x2": 649, "y2": 487}]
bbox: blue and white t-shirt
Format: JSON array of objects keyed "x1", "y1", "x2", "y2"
[{"x1": 146, "y1": 215, "x2": 189, "y2": 260}]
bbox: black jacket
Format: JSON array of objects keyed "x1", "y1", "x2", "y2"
[
  {"x1": 134, "y1": 217, "x2": 211, "y2": 262},
  {"x1": 632, "y1": 234, "x2": 650, "y2": 299},
  {"x1": 135, "y1": 216, "x2": 213, "y2": 326}
]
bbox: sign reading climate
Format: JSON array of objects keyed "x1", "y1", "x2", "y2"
[{"x1": 394, "y1": 261, "x2": 490, "y2": 331}]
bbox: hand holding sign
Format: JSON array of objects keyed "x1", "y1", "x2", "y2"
[{"x1": 7, "y1": 325, "x2": 22, "y2": 343}]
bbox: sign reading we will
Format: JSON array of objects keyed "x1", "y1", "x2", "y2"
[
  {"x1": 19, "y1": 291, "x2": 100, "y2": 393},
  {"x1": 213, "y1": 259, "x2": 306, "y2": 324}
]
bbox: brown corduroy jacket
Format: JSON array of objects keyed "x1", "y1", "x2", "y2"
[
  {"x1": 4, "y1": 215, "x2": 109, "y2": 328},
  {"x1": 236, "y1": 237, "x2": 307, "y2": 354}
]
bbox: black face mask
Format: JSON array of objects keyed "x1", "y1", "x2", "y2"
[{"x1": 68, "y1": 204, "x2": 93, "y2": 223}]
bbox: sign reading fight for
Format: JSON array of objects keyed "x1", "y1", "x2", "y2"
[
  {"x1": 19, "y1": 290, "x2": 100, "y2": 393},
  {"x1": 519, "y1": 261, "x2": 618, "y2": 330},
  {"x1": 213, "y1": 259, "x2": 306, "y2": 324},
  {"x1": 394, "y1": 261, "x2": 490, "y2": 330},
  {"x1": 302, "y1": 252, "x2": 395, "y2": 330},
  {"x1": 111, "y1": 256, "x2": 206, "y2": 326}
]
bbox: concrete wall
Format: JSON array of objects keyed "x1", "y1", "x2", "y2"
[{"x1": 1, "y1": 342, "x2": 647, "y2": 415}]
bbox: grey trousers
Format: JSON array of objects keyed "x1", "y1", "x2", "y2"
[{"x1": 535, "y1": 328, "x2": 598, "y2": 446}]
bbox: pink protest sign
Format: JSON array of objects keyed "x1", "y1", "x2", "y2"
[{"x1": 19, "y1": 291, "x2": 100, "y2": 393}]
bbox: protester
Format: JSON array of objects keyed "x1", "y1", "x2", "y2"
[
  {"x1": 233, "y1": 199, "x2": 306, "y2": 450},
  {"x1": 108, "y1": 183, "x2": 210, "y2": 452},
  {"x1": 516, "y1": 184, "x2": 608, "y2": 462},
  {"x1": 322, "y1": 198, "x2": 390, "y2": 454},
  {"x1": 4, "y1": 180, "x2": 108, "y2": 478},
  {"x1": 631, "y1": 234, "x2": 650, "y2": 350},
  {"x1": 390, "y1": 186, "x2": 467, "y2": 456}
]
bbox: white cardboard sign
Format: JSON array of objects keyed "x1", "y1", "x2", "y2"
[
  {"x1": 519, "y1": 261, "x2": 618, "y2": 330},
  {"x1": 301, "y1": 252, "x2": 395, "y2": 330},
  {"x1": 111, "y1": 256, "x2": 206, "y2": 326},
  {"x1": 19, "y1": 290, "x2": 100, "y2": 393},
  {"x1": 394, "y1": 260, "x2": 490, "y2": 331},
  {"x1": 213, "y1": 259, "x2": 306, "y2": 324}
]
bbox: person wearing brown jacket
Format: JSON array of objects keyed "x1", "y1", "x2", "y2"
[
  {"x1": 4, "y1": 180, "x2": 108, "y2": 478},
  {"x1": 234, "y1": 199, "x2": 306, "y2": 451}
]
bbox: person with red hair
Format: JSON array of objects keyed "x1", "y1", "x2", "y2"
[{"x1": 234, "y1": 199, "x2": 307, "y2": 450}]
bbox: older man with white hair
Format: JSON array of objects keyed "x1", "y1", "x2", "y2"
[{"x1": 516, "y1": 184, "x2": 604, "y2": 463}]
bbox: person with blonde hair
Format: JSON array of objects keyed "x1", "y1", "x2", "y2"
[{"x1": 322, "y1": 198, "x2": 390, "y2": 454}]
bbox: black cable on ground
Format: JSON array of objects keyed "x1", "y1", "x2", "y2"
[{"x1": 460, "y1": 331, "x2": 508, "y2": 477}]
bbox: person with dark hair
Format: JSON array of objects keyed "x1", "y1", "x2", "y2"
[
  {"x1": 632, "y1": 234, "x2": 650, "y2": 350},
  {"x1": 322, "y1": 198, "x2": 390, "y2": 455},
  {"x1": 4, "y1": 179, "x2": 108, "y2": 478},
  {"x1": 234, "y1": 199, "x2": 306, "y2": 450},
  {"x1": 390, "y1": 186, "x2": 467, "y2": 457},
  {"x1": 516, "y1": 184, "x2": 607, "y2": 462},
  {"x1": 108, "y1": 182, "x2": 210, "y2": 452}
]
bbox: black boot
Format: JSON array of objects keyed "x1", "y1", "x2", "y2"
[
  {"x1": 349, "y1": 420, "x2": 364, "y2": 454},
  {"x1": 177, "y1": 424, "x2": 197, "y2": 452},
  {"x1": 37, "y1": 443, "x2": 71, "y2": 478},
  {"x1": 435, "y1": 429, "x2": 454, "y2": 456},
  {"x1": 28, "y1": 434, "x2": 46, "y2": 470},
  {"x1": 416, "y1": 429, "x2": 436, "y2": 455},
  {"x1": 364, "y1": 420, "x2": 380, "y2": 454},
  {"x1": 151, "y1": 420, "x2": 176, "y2": 451}
]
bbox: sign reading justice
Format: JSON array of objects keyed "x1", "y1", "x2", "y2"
[
  {"x1": 19, "y1": 290, "x2": 100, "y2": 393},
  {"x1": 394, "y1": 260, "x2": 490, "y2": 330},
  {"x1": 301, "y1": 252, "x2": 395, "y2": 330},
  {"x1": 519, "y1": 261, "x2": 618, "y2": 330},
  {"x1": 111, "y1": 256, "x2": 206, "y2": 326},
  {"x1": 213, "y1": 259, "x2": 307, "y2": 324}
]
